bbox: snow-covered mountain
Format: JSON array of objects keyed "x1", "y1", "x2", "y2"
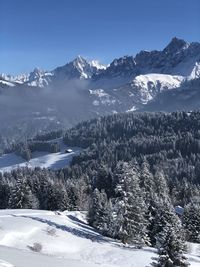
[
  {"x1": 143, "y1": 77, "x2": 200, "y2": 112},
  {"x1": 0, "y1": 56, "x2": 106, "y2": 88},
  {"x1": 88, "y1": 37, "x2": 200, "y2": 111},
  {"x1": 53, "y1": 55, "x2": 106, "y2": 81},
  {"x1": 1, "y1": 37, "x2": 200, "y2": 135},
  {"x1": 3, "y1": 37, "x2": 199, "y2": 89},
  {"x1": 92, "y1": 38, "x2": 200, "y2": 85}
]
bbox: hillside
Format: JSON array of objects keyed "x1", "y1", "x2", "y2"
[
  {"x1": 0, "y1": 112, "x2": 200, "y2": 267},
  {"x1": 0, "y1": 209, "x2": 155, "y2": 267},
  {"x1": 0, "y1": 209, "x2": 199, "y2": 267},
  {"x1": 0, "y1": 137, "x2": 81, "y2": 173}
]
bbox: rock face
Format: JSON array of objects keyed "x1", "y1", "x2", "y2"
[{"x1": 1, "y1": 37, "x2": 200, "y2": 113}]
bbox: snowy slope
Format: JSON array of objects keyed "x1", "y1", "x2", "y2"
[
  {"x1": 90, "y1": 60, "x2": 107, "y2": 70},
  {"x1": 133, "y1": 73, "x2": 184, "y2": 91},
  {"x1": 0, "y1": 245, "x2": 109, "y2": 267},
  {"x1": 88, "y1": 73, "x2": 185, "y2": 112},
  {"x1": 0, "y1": 210, "x2": 155, "y2": 267},
  {"x1": 0, "y1": 80, "x2": 15, "y2": 87},
  {"x1": 0, "y1": 210, "x2": 199, "y2": 267},
  {"x1": 0, "y1": 141, "x2": 81, "y2": 173}
]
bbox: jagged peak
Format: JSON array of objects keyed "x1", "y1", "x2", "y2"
[
  {"x1": 72, "y1": 55, "x2": 88, "y2": 65},
  {"x1": 30, "y1": 67, "x2": 44, "y2": 75},
  {"x1": 110, "y1": 55, "x2": 135, "y2": 67},
  {"x1": 163, "y1": 37, "x2": 189, "y2": 54}
]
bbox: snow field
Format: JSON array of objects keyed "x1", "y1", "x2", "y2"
[{"x1": 0, "y1": 210, "x2": 199, "y2": 267}]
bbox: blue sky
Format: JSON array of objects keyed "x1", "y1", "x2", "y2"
[{"x1": 0, "y1": 0, "x2": 199, "y2": 75}]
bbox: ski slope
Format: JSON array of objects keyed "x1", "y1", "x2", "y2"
[{"x1": 0, "y1": 210, "x2": 199, "y2": 267}]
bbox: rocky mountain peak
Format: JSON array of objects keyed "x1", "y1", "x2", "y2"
[{"x1": 163, "y1": 37, "x2": 189, "y2": 54}]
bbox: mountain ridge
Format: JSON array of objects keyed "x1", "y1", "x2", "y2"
[
  {"x1": 0, "y1": 37, "x2": 200, "y2": 149},
  {"x1": 1, "y1": 37, "x2": 200, "y2": 86}
]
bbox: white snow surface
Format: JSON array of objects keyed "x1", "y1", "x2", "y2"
[
  {"x1": 0, "y1": 209, "x2": 199, "y2": 267},
  {"x1": 0, "y1": 80, "x2": 15, "y2": 87},
  {"x1": 0, "y1": 139, "x2": 81, "y2": 173},
  {"x1": 89, "y1": 60, "x2": 107, "y2": 70},
  {"x1": 189, "y1": 62, "x2": 200, "y2": 79},
  {"x1": 133, "y1": 73, "x2": 184, "y2": 91}
]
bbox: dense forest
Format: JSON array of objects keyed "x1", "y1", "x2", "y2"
[{"x1": 1, "y1": 111, "x2": 200, "y2": 266}]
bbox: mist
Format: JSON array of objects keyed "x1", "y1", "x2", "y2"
[{"x1": 0, "y1": 79, "x2": 94, "y2": 149}]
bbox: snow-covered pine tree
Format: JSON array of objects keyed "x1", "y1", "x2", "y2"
[
  {"x1": 153, "y1": 169, "x2": 170, "y2": 203},
  {"x1": 74, "y1": 177, "x2": 90, "y2": 210},
  {"x1": 9, "y1": 175, "x2": 39, "y2": 209},
  {"x1": 87, "y1": 188, "x2": 109, "y2": 230},
  {"x1": 183, "y1": 202, "x2": 200, "y2": 243},
  {"x1": 49, "y1": 183, "x2": 69, "y2": 211},
  {"x1": 88, "y1": 188, "x2": 101, "y2": 226},
  {"x1": 58, "y1": 185, "x2": 69, "y2": 211},
  {"x1": 140, "y1": 161, "x2": 155, "y2": 204},
  {"x1": 146, "y1": 170, "x2": 170, "y2": 245},
  {"x1": 115, "y1": 161, "x2": 149, "y2": 246},
  {"x1": 0, "y1": 178, "x2": 10, "y2": 209},
  {"x1": 151, "y1": 204, "x2": 189, "y2": 267},
  {"x1": 151, "y1": 225, "x2": 189, "y2": 267},
  {"x1": 88, "y1": 187, "x2": 116, "y2": 236},
  {"x1": 103, "y1": 198, "x2": 115, "y2": 237},
  {"x1": 43, "y1": 182, "x2": 68, "y2": 211}
]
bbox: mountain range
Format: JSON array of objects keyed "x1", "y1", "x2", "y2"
[
  {"x1": 1, "y1": 37, "x2": 200, "y2": 113},
  {"x1": 0, "y1": 37, "x2": 200, "y2": 149}
]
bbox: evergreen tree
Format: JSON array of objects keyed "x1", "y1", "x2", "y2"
[
  {"x1": 88, "y1": 188, "x2": 111, "y2": 234},
  {"x1": 151, "y1": 204, "x2": 189, "y2": 267},
  {"x1": 115, "y1": 162, "x2": 149, "y2": 246},
  {"x1": 9, "y1": 175, "x2": 39, "y2": 209},
  {"x1": 183, "y1": 202, "x2": 200, "y2": 243},
  {"x1": 151, "y1": 225, "x2": 189, "y2": 267}
]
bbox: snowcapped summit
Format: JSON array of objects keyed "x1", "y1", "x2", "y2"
[
  {"x1": 89, "y1": 60, "x2": 106, "y2": 70},
  {"x1": 29, "y1": 68, "x2": 44, "y2": 80},
  {"x1": 71, "y1": 56, "x2": 93, "y2": 78},
  {"x1": 27, "y1": 68, "x2": 51, "y2": 87},
  {"x1": 72, "y1": 55, "x2": 88, "y2": 68},
  {"x1": 53, "y1": 56, "x2": 105, "y2": 80}
]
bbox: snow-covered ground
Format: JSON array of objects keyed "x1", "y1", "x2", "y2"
[
  {"x1": 0, "y1": 139, "x2": 81, "y2": 173},
  {"x1": 0, "y1": 210, "x2": 199, "y2": 267},
  {"x1": 0, "y1": 80, "x2": 15, "y2": 87},
  {"x1": 132, "y1": 73, "x2": 184, "y2": 92}
]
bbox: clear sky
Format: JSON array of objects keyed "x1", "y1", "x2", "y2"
[{"x1": 0, "y1": 0, "x2": 200, "y2": 75}]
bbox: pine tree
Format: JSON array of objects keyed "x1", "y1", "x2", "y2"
[
  {"x1": 46, "y1": 183, "x2": 69, "y2": 211},
  {"x1": 151, "y1": 204, "x2": 189, "y2": 267},
  {"x1": 183, "y1": 202, "x2": 200, "y2": 242},
  {"x1": 87, "y1": 188, "x2": 111, "y2": 235},
  {"x1": 88, "y1": 188, "x2": 101, "y2": 226},
  {"x1": 115, "y1": 161, "x2": 149, "y2": 246},
  {"x1": 9, "y1": 175, "x2": 39, "y2": 209},
  {"x1": 0, "y1": 179, "x2": 11, "y2": 209},
  {"x1": 140, "y1": 161, "x2": 155, "y2": 204},
  {"x1": 103, "y1": 198, "x2": 115, "y2": 237},
  {"x1": 153, "y1": 170, "x2": 170, "y2": 203},
  {"x1": 58, "y1": 185, "x2": 69, "y2": 211},
  {"x1": 151, "y1": 225, "x2": 189, "y2": 267}
]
